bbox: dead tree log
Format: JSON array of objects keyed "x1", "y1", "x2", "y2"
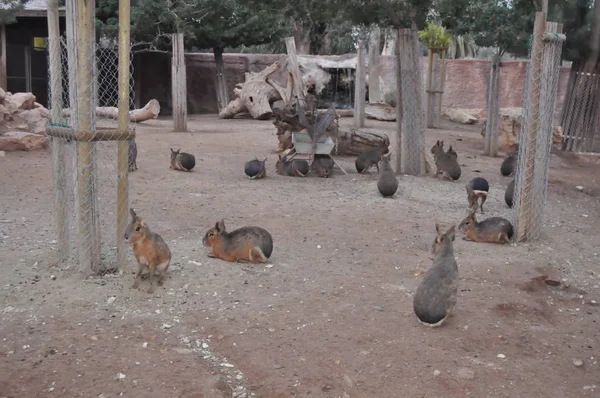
[
  {"x1": 218, "y1": 61, "x2": 291, "y2": 120},
  {"x1": 333, "y1": 129, "x2": 390, "y2": 156},
  {"x1": 62, "y1": 99, "x2": 160, "y2": 122}
]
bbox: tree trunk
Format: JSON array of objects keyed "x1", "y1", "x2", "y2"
[
  {"x1": 62, "y1": 99, "x2": 161, "y2": 122},
  {"x1": 353, "y1": 40, "x2": 366, "y2": 128},
  {"x1": 214, "y1": 47, "x2": 229, "y2": 112}
]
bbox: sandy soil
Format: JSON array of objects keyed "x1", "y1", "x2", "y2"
[{"x1": 1, "y1": 114, "x2": 599, "y2": 398}]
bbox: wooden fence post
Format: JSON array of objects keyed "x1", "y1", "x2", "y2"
[{"x1": 172, "y1": 33, "x2": 187, "y2": 132}]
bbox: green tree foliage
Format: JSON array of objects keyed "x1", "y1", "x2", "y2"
[
  {"x1": 556, "y1": 0, "x2": 595, "y2": 63},
  {"x1": 185, "y1": 0, "x2": 285, "y2": 53},
  {"x1": 419, "y1": 23, "x2": 452, "y2": 49},
  {"x1": 433, "y1": 0, "x2": 536, "y2": 57},
  {"x1": 0, "y1": 0, "x2": 28, "y2": 25}
]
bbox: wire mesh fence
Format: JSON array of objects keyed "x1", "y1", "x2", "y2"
[
  {"x1": 397, "y1": 26, "x2": 426, "y2": 176},
  {"x1": 47, "y1": 33, "x2": 135, "y2": 274},
  {"x1": 560, "y1": 62, "x2": 600, "y2": 152},
  {"x1": 512, "y1": 19, "x2": 565, "y2": 242}
]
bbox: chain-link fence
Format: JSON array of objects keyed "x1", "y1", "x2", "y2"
[
  {"x1": 397, "y1": 26, "x2": 426, "y2": 176},
  {"x1": 47, "y1": 29, "x2": 135, "y2": 274},
  {"x1": 512, "y1": 18, "x2": 565, "y2": 242},
  {"x1": 560, "y1": 62, "x2": 600, "y2": 152}
]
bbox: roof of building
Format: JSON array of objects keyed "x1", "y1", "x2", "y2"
[{"x1": 13, "y1": 0, "x2": 67, "y2": 18}]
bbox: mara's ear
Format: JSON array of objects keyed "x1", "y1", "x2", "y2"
[
  {"x1": 446, "y1": 225, "x2": 456, "y2": 241},
  {"x1": 435, "y1": 223, "x2": 441, "y2": 236},
  {"x1": 436, "y1": 140, "x2": 440, "y2": 146},
  {"x1": 170, "y1": 148, "x2": 174, "y2": 153},
  {"x1": 129, "y1": 208, "x2": 137, "y2": 219},
  {"x1": 177, "y1": 148, "x2": 181, "y2": 153},
  {"x1": 440, "y1": 141, "x2": 444, "y2": 147},
  {"x1": 278, "y1": 154, "x2": 282, "y2": 160},
  {"x1": 216, "y1": 219, "x2": 226, "y2": 232},
  {"x1": 448, "y1": 145, "x2": 453, "y2": 151},
  {"x1": 263, "y1": 157, "x2": 267, "y2": 163}
]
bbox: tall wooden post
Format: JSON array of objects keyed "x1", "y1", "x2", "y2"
[
  {"x1": 47, "y1": 0, "x2": 69, "y2": 262},
  {"x1": 354, "y1": 39, "x2": 366, "y2": 128},
  {"x1": 395, "y1": 29, "x2": 403, "y2": 174},
  {"x1": 0, "y1": 25, "x2": 6, "y2": 90},
  {"x1": 516, "y1": 12, "x2": 546, "y2": 241},
  {"x1": 116, "y1": 0, "x2": 131, "y2": 269},
  {"x1": 483, "y1": 53, "x2": 501, "y2": 157},
  {"x1": 171, "y1": 32, "x2": 187, "y2": 132},
  {"x1": 368, "y1": 26, "x2": 381, "y2": 103},
  {"x1": 284, "y1": 37, "x2": 305, "y2": 106},
  {"x1": 436, "y1": 49, "x2": 447, "y2": 128},
  {"x1": 75, "y1": 0, "x2": 99, "y2": 271}
]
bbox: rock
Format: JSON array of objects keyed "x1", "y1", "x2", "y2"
[
  {"x1": 19, "y1": 108, "x2": 50, "y2": 135},
  {"x1": 457, "y1": 367, "x2": 475, "y2": 380},
  {"x1": 433, "y1": 370, "x2": 441, "y2": 377},
  {"x1": 114, "y1": 372, "x2": 126, "y2": 380},
  {"x1": 573, "y1": 358, "x2": 584, "y2": 367},
  {"x1": 107, "y1": 296, "x2": 116, "y2": 305},
  {"x1": 6, "y1": 92, "x2": 36, "y2": 111},
  {"x1": 497, "y1": 353, "x2": 506, "y2": 359},
  {"x1": 443, "y1": 108, "x2": 478, "y2": 124},
  {"x1": 0, "y1": 132, "x2": 48, "y2": 151},
  {"x1": 575, "y1": 185, "x2": 584, "y2": 192}
]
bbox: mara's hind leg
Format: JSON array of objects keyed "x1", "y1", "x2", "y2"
[
  {"x1": 480, "y1": 195, "x2": 487, "y2": 213},
  {"x1": 442, "y1": 170, "x2": 455, "y2": 182},
  {"x1": 249, "y1": 247, "x2": 267, "y2": 264},
  {"x1": 158, "y1": 263, "x2": 169, "y2": 286}
]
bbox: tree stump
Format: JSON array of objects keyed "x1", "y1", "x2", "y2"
[{"x1": 219, "y1": 61, "x2": 291, "y2": 120}]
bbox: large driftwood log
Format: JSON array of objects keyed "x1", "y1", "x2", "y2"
[
  {"x1": 333, "y1": 129, "x2": 390, "y2": 156},
  {"x1": 219, "y1": 61, "x2": 291, "y2": 120},
  {"x1": 61, "y1": 99, "x2": 161, "y2": 122},
  {"x1": 365, "y1": 103, "x2": 396, "y2": 121}
]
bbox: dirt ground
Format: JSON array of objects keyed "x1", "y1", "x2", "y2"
[{"x1": 1, "y1": 114, "x2": 599, "y2": 398}]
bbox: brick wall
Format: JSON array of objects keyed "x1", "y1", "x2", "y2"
[{"x1": 134, "y1": 52, "x2": 570, "y2": 116}]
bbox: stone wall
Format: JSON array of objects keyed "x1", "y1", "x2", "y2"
[{"x1": 134, "y1": 52, "x2": 570, "y2": 116}]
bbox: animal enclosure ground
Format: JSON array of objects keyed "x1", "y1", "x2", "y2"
[{"x1": 1, "y1": 115, "x2": 599, "y2": 398}]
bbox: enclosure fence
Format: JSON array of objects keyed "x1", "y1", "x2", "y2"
[
  {"x1": 560, "y1": 62, "x2": 600, "y2": 152},
  {"x1": 512, "y1": 17, "x2": 565, "y2": 242},
  {"x1": 397, "y1": 26, "x2": 426, "y2": 176},
  {"x1": 47, "y1": 6, "x2": 135, "y2": 275}
]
